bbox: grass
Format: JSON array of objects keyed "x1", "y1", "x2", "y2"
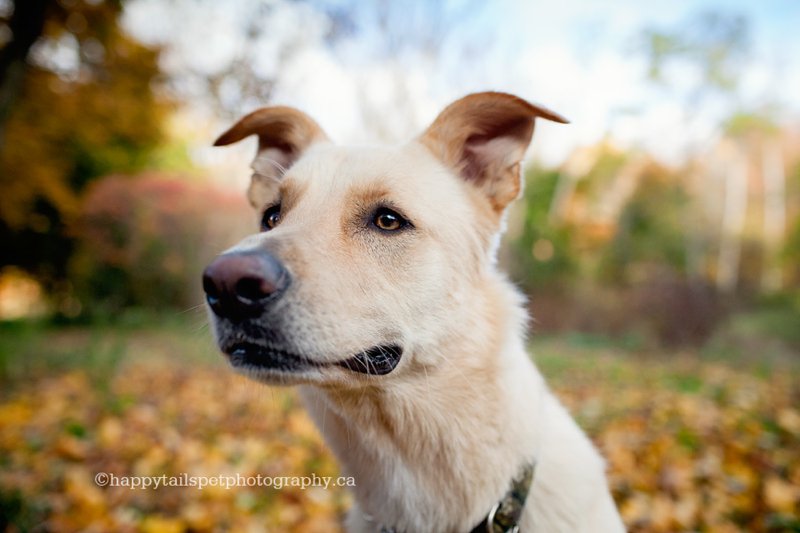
[
  {"x1": 0, "y1": 313, "x2": 216, "y2": 389},
  {"x1": 0, "y1": 313, "x2": 798, "y2": 532}
]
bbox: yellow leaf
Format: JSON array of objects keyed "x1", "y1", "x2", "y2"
[
  {"x1": 55, "y1": 435, "x2": 89, "y2": 461},
  {"x1": 764, "y1": 476, "x2": 799, "y2": 513},
  {"x1": 181, "y1": 502, "x2": 214, "y2": 530},
  {"x1": 777, "y1": 408, "x2": 800, "y2": 435},
  {"x1": 140, "y1": 515, "x2": 186, "y2": 533},
  {"x1": 0, "y1": 401, "x2": 33, "y2": 426},
  {"x1": 64, "y1": 466, "x2": 106, "y2": 517},
  {"x1": 98, "y1": 417, "x2": 124, "y2": 448}
]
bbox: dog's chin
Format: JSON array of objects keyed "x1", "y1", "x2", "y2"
[{"x1": 220, "y1": 341, "x2": 403, "y2": 384}]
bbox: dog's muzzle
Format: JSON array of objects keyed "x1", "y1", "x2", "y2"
[{"x1": 203, "y1": 250, "x2": 403, "y2": 376}]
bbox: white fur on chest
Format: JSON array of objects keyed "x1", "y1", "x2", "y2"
[{"x1": 300, "y1": 340, "x2": 623, "y2": 532}]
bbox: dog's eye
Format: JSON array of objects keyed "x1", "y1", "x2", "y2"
[
  {"x1": 372, "y1": 207, "x2": 408, "y2": 232},
  {"x1": 261, "y1": 205, "x2": 281, "y2": 231}
]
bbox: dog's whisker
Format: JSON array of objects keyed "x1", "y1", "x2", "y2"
[
  {"x1": 177, "y1": 303, "x2": 207, "y2": 315},
  {"x1": 317, "y1": 392, "x2": 327, "y2": 437},
  {"x1": 191, "y1": 321, "x2": 210, "y2": 333},
  {"x1": 422, "y1": 362, "x2": 432, "y2": 399},
  {"x1": 437, "y1": 350, "x2": 483, "y2": 400},
  {"x1": 261, "y1": 157, "x2": 287, "y2": 175},
  {"x1": 360, "y1": 351, "x2": 372, "y2": 375}
]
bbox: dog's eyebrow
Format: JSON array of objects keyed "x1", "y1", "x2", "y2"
[
  {"x1": 277, "y1": 179, "x2": 307, "y2": 212},
  {"x1": 346, "y1": 184, "x2": 392, "y2": 207}
]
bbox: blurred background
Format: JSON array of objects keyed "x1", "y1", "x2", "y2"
[{"x1": 0, "y1": 0, "x2": 798, "y2": 531}]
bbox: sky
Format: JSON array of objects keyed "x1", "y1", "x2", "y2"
[{"x1": 122, "y1": 0, "x2": 800, "y2": 173}]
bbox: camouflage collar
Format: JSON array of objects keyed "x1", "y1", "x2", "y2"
[
  {"x1": 468, "y1": 460, "x2": 536, "y2": 533},
  {"x1": 378, "y1": 460, "x2": 536, "y2": 533}
]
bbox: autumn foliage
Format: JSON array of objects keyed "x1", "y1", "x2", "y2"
[
  {"x1": 0, "y1": 0, "x2": 168, "y2": 284},
  {"x1": 71, "y1": 174, "x2": 251, "y2": 313},
  {"x1": 0, "y1": 328, "x2": 797, "y2": 532}
]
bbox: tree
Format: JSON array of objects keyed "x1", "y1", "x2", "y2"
[
  {"x1": 122, "y1": 0, "x2": 483, "y2": 139},
  {"x1": 502, "y1": 166, "x2": 577, "y2": 294},
  {"x1": 0, "y1": 0, "x2": 168, "y2": 293},
  {"x1": 599, "y1": 164, "x2": 690, "y2": 284},
  {"x1": 640, "y1": 11, "x2": 749, "y2": 106},
  {"x1": 637, "y1": 11, "x2": 752, "y2": 292},
  {"x1": 723, "y1": 111, "x2": 786, "y2": 293},
  {"x1": 0, "y1": 0, "x2": 49, "y2": 144}
]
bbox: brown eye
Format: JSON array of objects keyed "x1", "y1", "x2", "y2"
[
  {"x1": 372, "y1": 207, "x2": 408, "y2": 232},
  {"x1": 261, "y1": 205, "x2": 281, "y2": 231}
]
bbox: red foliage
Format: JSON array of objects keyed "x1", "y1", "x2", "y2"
[{"x1": 71, "y1": 173, "x2": 252, "y2": 312}]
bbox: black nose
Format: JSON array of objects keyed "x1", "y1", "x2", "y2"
[{"x1": 202, "y1": 251, "x2": 290, "y2": 320}]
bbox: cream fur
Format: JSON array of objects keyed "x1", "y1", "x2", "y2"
[{"x1": 209, "y1": 93, "x2": 626, "y2": 532}]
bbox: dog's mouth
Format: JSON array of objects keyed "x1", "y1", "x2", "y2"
[{"x1": 223, "y1": 342, "x2": 403, "y2": 376}]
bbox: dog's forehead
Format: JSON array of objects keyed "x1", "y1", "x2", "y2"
[{"x1": 280, "y1": 142, "x2": 458, "y2": 201}]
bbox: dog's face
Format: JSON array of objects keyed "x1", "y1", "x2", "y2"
[{"x1": 203, "y1": 93, "x2": 565, "y2": 386}]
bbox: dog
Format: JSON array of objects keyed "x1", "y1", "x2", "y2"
[{"x1": 203, "y1": 92, "x2": 625, "y2": 532}]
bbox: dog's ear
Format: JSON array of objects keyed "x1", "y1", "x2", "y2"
[
  {"x1": 420, "y1": 92, "x2": 567, "y2": 214},
  {"x1": 214, "y1": 106, "x2": 328, "y2": 172},
  {"x1": 214, "y1": 106, "x2": 328, "y2": 207}
]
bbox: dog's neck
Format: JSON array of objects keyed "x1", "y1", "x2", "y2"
[{"x1": 300, "y1": 276, "x2": 547, "y2": 532}]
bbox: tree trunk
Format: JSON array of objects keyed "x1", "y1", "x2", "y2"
[
  {"x1": 0, "y1": 0, "x2": 51, "y2": 146},
  {"x1": 760, "y1": 140, "x2": 786, "y2": 292},
  {"x1": 716, "y1": 145, "x2": 749, "y2": 293},
  {"x1": 549, "y1": 146, "x2": 597, "y2": 224}
]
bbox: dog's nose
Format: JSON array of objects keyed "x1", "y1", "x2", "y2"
[{"x1": 202, "y1": 251, "x2": 290, "y2": 320}]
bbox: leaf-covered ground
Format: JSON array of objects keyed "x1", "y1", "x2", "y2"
[{"x1": 0, "y1": 322, "x2": 798, "y2": 532}]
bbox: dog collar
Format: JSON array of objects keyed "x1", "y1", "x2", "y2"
[
  {"x1": 469, "y1": 460, "x2": 536, "y2": 533},
  {"x1": 376, "y1": 460, "x2": 536, "y2": 533}
]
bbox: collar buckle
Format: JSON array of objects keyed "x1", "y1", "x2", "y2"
[{"x1": 484, "y1": 500, "x2": 520, "y2": 533}]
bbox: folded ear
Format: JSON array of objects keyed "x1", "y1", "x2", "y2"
[
  {"x1": 420, "y1": 92, "x2": 567, "y2": 214},
  {"x1": 214, "y1": 106, "x2": 327, "y2": 178},
  {"x1": 214, "y1": 106, "x2": 328, "y2": 207}
]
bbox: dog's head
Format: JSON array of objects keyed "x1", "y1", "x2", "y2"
[{"x1": 203, "y1": 92, "x2": 566, "y2": 386}]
